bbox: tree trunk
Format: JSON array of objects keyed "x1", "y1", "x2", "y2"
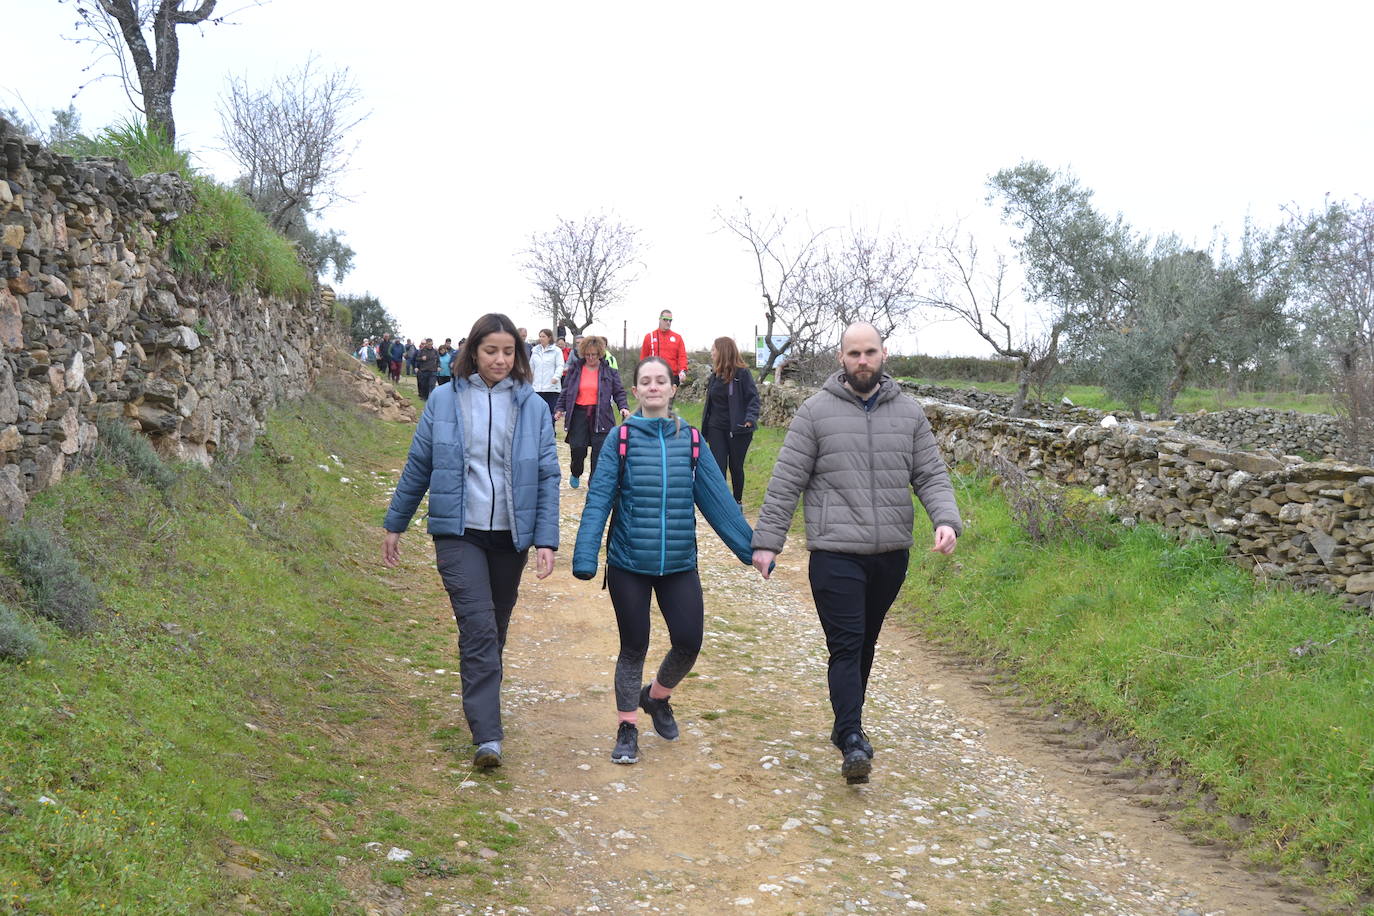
[
  {"x1": 1159, "y1": 364, "x2": 1188, "y2": 417},
  {"x1": 1010, "y1": 360, "x2": 1032, "y2": 418}
]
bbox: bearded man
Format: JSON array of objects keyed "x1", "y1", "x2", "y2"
[{"x1": 750, "y1": 322, "x2": 962, "y2": 784}]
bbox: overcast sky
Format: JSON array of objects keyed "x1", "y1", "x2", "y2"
[{"x1": 7, "y1": 1, "x2": 1372, "y2": 356}]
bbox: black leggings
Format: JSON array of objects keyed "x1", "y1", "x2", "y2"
[
  {"x1": 607, "y1": 566, "x2": 704, "y2": 712},
  {"x1": 705, "y1": 426, "x2": 752, "y2": 503}
]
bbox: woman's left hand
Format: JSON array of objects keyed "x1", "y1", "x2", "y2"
[
  {"x1": 619, "y1": 407, "x2": 630, "y2": 418},
  {"x1": 535, "y1": 547, "x2": 556, "y2": 579}
]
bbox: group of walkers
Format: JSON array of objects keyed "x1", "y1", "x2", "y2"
[{"x1": 380, "y1": 311, "x2": 961, "y2": 785}]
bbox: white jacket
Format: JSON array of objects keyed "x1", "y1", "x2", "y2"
[{"x1": 530, "y1": 343, "x2": 566, "y2": 393}]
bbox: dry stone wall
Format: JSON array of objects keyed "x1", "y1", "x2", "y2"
[
  {"x1": 0, "y1": 118, "x2": 346, "y2": 521},
  {"x1": 761, "y1": 380, "x2": 1374, "y2": 608},
  {"x1": 1173, "y1": 408, "x2": 1345, "y2": 461}
]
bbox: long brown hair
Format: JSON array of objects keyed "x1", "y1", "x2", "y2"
[
  {"x1": 452, "y1": 313, "x2": 532, "y2": 383},
  {"x1": 711, "y1": 336, "x2": 747, "y2": 382}
]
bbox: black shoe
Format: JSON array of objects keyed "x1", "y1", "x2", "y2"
[
  {"x1": 611, "y1": 722, "x2": 639, "y2": 764},
  {"x1": 639, "y1": 684, "x2": 679, "y2": 740},
  {"x1": 473, "y1": 743, "x2": 503, "y2": 769},
  {"x1": 840, "y1": 733, "x2": 872, "y2": 785}
]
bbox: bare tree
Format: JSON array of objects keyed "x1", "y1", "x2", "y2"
[
  {"x1": 60, "y1": 0, "x2": 239, "y2": 143},
  {"x1": 717, "y1": 201, "x2": 831, "y2": 381},
  {"x1": 810, "y1": 227, "x2": 923, "y2": 341},
  {"x1": 520, "y1": 214, "x2": 642, "y2": 337},
  {"x1": 919, "y1": 228, "x2": 1059, "y2": 417},
  {"x1": 218, "y1": 57, "x2": 365, "y2": 235}
]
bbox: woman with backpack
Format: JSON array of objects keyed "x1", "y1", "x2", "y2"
[
  {"x1": 554, "y1": 335, "x2": 628, "y2": 488},
  {"x1": 572, "y1": 356, "x2": 757, "y2": 765},
  {"x1": 700, "y1": 336, "x2": 761, "y2": 508},
  {"x1": 382, "y1": 313, "x2": 560, "y2": 770}
]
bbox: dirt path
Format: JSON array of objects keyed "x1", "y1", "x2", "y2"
[{"x1": 373, "y1": 456, "x2": 1313, "y2": 915}]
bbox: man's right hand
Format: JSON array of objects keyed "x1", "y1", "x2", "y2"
[{"x1": 752, "y1": 549, "x2": 776, "y2": 579}]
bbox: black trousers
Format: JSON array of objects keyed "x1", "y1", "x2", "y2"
[
  {"x1": 433, "y1": 531, "x2": 530, "y2": 744},
  {"x1": 807, "y1": 549, "x2": 909, "y2": 748},
  {"x1": 538, "y1": 391, "x2": 558, "y2": 417},
  {"x1": 417, "y1": 370, "x2": 437, "y2": 399},
  {"x1": 705, "y1": 425, "x2": 752, "y2": 503},
  {"x1": 607, "y1": 566, "x2": 704, "y2": 712}
]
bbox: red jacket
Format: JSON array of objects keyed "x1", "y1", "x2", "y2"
[{"x1": 640, "y1": 329, "x2": 687, "y2": 376}]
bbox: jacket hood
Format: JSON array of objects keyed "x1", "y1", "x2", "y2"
[
  {"x1": 821, "y1": 370, "x2": 900, "y2": 406},
  {"x1": 624, "y1": 413, "x2": 683, "y2": 434}
]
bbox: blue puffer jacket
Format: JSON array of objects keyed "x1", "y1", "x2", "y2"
[
  {"x1": 573, "y1": 414, "x2": 754, "y2": 578},
  {"x1": 383, "y1": 376, "x2": 560, "y2": 550}
]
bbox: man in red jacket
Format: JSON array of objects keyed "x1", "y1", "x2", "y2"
[{"x1": 640, "y1": 310, "x2": 688, "y2": 385}]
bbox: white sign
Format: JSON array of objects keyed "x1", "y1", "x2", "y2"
[{"x1": 755, "y1": 335, "x2": 790, "y2": 367}]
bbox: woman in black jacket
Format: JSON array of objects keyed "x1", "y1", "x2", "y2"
[{"x1": 700, "y1": 336, "x2": 760, "y2": 506}]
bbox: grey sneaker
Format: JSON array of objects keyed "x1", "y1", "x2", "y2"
[
  {"x1": 639, "y1": 684, "x2": 679, "y2": 740},
  {"x1": 473, "y1": 741, "x2": 503, "y2": 769},
  {"x1": 611, "y1": 722, "x2": 639, "y2": 764}
]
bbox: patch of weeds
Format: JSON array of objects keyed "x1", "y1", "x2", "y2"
[
  {"x1": 0, "y1": 601, "x2": 42, "y2": 661},
  {"x1": 95, "y1": 418, "x2": 178, "y2": 492},
  {"x1": 413, "y1": 856, "x2": 461, "y2": 878},
  {"x1": 377, "y1": 865, "x2": 409, "y2": 887},
  {"x1": 976, "y1": 452, "x2": 1101, "y2": 544},
  {"x1": 5, "y1": 524, "x2": 101, "y2": 633}
]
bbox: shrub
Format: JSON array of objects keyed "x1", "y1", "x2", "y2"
[
  {"x1": 6, "y1": 525, "x2": 101, "y2": 634},
  {"x1": 96, "y1": 418, "x2": 177, "y2": 492},
  {"x1": 0, "y1": 602, "x2": 42, "y2": 662}
]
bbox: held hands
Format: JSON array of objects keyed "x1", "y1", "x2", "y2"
[
  {"x1": 535, "y1": 547, "x2": 556, "y2": 579},
  {"x1": 382, "y1": 530, "x2": 402, "y2": 567},
  {"x1": 931, "y1": 525, "x2": 958, "y2": 555},
  {"x1": 752, "y1": 549, "x2": 776, "y2": 580}
]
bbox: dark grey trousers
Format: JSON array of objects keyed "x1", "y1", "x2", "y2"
[{"x1": 433, "y1": 533, "x2": 529, "y2": 745}]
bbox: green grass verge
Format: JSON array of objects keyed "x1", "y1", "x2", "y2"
[
  {"x1": 728, "y1": 398, "x2": 1372, "y2": 909},
  {"x1": 901, "y1": 378, "x2": 1334, "y2": 415},
  {"x1": 0, "y1": 393, "x2": 519, "y2": 913}
]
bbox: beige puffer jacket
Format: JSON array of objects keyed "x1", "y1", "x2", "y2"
[{"x1": 752, "y1": 373, "x2": 962, "y2": 555}]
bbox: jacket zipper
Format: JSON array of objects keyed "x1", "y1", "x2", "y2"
[
  {"x1": 866, "y1": 399, "x2": 879, "y2": 551},
  {"x1": 487, "y1": 386, "x2": 496, "y2": 530},
  {"x1": 658, "y1": 424, "x2": 669, "y2": 575}
]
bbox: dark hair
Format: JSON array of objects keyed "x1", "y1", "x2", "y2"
[
  {"x1": 452, "y1": 313, "x2": 532, "y2": 383},
  {"x1": 538, "y1": 328, "x2": 553, "y2": 341},
  {"x1": 711, "y1": 336, "x2": 747, "y2": 382}
]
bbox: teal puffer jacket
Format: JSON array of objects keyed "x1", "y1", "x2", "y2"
[{"x1": 573, "y1": 414, "x2": 754, "y2": 578}]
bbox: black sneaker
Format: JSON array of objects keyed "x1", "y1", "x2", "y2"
[
  {"x1": 611, "y1": 722, "x2": 639, "y2": 764},
  {"x1": 639, "y1": 684, "x2": 679, "y2": 740},
  {"x1": 840, "y1": 733, "x2": 872, "y2": 785}
]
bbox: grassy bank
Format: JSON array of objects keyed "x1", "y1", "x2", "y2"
[
  {"x1": 0, "y1": 391, "x2": 520, "y2": 913},
  {"x1": 727, "y1": 399, "x2": 1372, "y2": 910}
]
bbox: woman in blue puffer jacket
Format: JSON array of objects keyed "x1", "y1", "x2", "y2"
[
  {"x1": 573, "y1": 356, "x2": 757, "y2": 766},
  {"x1": 383, "y1": 313, "x2": 560, "y2": 771}
]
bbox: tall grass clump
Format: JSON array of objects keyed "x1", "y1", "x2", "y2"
[
  {"x1": 95, "y1": 418, "x2": 177, "y2": 492},
  {"x1": 166, "y1": 176, "x2": 312, "y2": 299},
  {"x1": 65, "y1": 117, "x2": 192, "y2": 177},
  {"x1": 0, "y1": 602, "x2": 42, "y2": 662},
  {"x1": 5, "y1": 525, "x2": 101, "y2": 634}
]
